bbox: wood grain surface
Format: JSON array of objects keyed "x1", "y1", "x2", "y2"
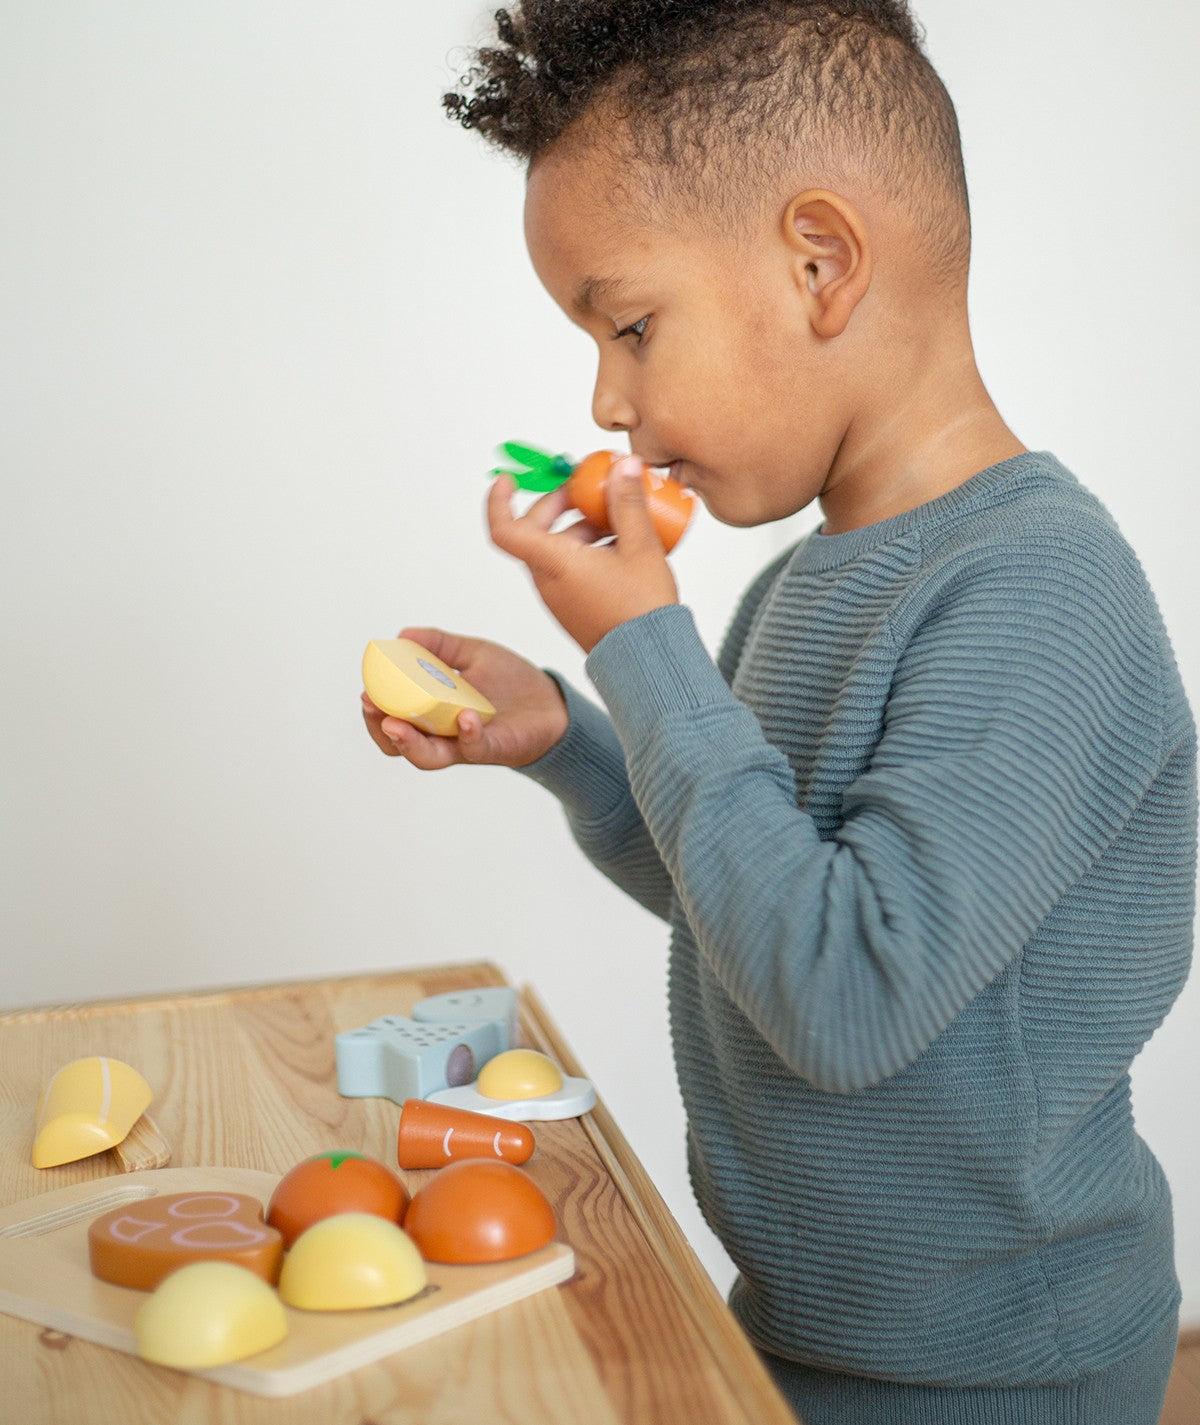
[{"x1": 0, "y1": 963, "x2": 796, "y2": 1424}]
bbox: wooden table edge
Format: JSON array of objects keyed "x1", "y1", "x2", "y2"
[
  {"x1": 519, "y1": 983, "x2": 796, "y2": 1425},
  {"x1": 0, "y1": 960, "x2": 512, "y2": 1024}
]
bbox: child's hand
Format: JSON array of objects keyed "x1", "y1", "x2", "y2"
[
  {"x1": 487, "y1": 456, "x2": 679, "y2": 652},
  {"x1": 361, "y1": 628, "x2": 568, "y2": 770}
]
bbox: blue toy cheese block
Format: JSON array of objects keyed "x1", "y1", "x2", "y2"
[
  {"x1": 335, "y1": 1016, "x2": 506, "y2": 1104},
  {"x1": 410, "y1": 987, "x2": 517, "y2": 1049}
]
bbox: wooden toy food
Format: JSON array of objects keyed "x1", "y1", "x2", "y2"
[
  {"x1": 403, "y1": 1160, "x2": 557, "y2": 1264},
  {"x1": 0, "y1": 1165, "x2": 575, "y2": 1398},
  {"x1": 491, "y1": 441, "x2": 695, "y2": 553},
  {"x1": 428, "y1": 1047, "x2": 596, "y2": 1122},
  {"x1": 362, "y1": 638, "x2": 496, "y2": 736},
  {"x1": 134, "y1": 1261, "x2": 288, "y2": 1369},
  {"x1": 278, "y1": 1214, "x2": 427, "y2": 1311},
  {"x1": 335, "y1": 1014, "x2": 506, "y2": 1104},
  {"x1": 32, "y1": 1056, "x2": 153, "y2": 1168},
  {"x1": 396, "y1": 1098, "x2": 535, "y2": 1169},
  {"x1": 411, "y1": 986, "x2": 518, "y2": 1046},
  {"x1": 266, "y1": 1152, "x2": 409, "y2": 1249},
  {"x1": 479, "y1": 1048, "x2": 562, "y2": 1100},
  {"x1": 88, "y1": 1191, "x2": 284, "y2": 1290}
]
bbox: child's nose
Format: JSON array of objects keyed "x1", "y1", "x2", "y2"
[{"x1": 591, "y1": 366, "x2": 637, "y2": 434}]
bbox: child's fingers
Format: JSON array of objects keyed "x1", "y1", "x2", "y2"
[
  {"x1": 488, "y1": 476, "x2": 591, "y2": 568},
  {"x1": 488, "y1": 476, "x2": 554, "y2": 565},
  {"x1": 556, "y1": 517, "x2": 604, "y2": 546},
  {"x1": 361, "y1": 695, "x2": 404, "y2": 757},
  {"x1": 605, "y1": 455, "x2": 658, "y2": 553},
  {"x1": 455, "y1": 710, "x2": 493, "y2": 761},
  {"x1": 523, "y1": 484, "x2": 574, "y2": 531},
  {"x1": 378, "y1": 716, "x2": 463, "y2": 770}
]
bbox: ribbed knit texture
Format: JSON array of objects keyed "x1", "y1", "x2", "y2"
[{"x1": 521, "y1": 452, "x2": 1196, "y2": 1412}]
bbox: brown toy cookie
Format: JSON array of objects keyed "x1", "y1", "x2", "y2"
[{"x1": 88, "y1": 1191, "x2": 283, "y2": 1290}]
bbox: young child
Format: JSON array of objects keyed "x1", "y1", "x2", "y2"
[{"x1": 363, "y1": 4, "x2": 1197, "y2": 1420}]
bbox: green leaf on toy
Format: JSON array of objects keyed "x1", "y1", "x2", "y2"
[
  {"x1": 502, "y1": 440, "x2": 556, "y2": 466},
  {"x1": 490, "y1": 441, "x2": 574, "y2": 492}
]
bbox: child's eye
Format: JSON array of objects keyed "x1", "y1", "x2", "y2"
[{"x1": 612, "y1": 316, "x2": 650, "y2": 345}]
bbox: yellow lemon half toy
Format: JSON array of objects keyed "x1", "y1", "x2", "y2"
[
  {"x1": 135, "y1": 1261, "x2": 288, "y2": 1370},
  {"x1": 362, "y1": 638, "x2": 495, "y2": 737},
  {"x1": 32, "y1": 1056, "x2": 153, "y2": 1168},
  {"x1": 278, "y1": 1213, "x2": 427, "y2": 1311}
]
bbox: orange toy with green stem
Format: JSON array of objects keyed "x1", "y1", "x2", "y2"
[{"x1": 490, "y1": 442, "x2": 695, "y2": 552}]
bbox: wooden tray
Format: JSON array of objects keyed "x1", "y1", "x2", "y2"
[{"x1": 0, "y1": 1166, "x2": 574, "y2": 1397}]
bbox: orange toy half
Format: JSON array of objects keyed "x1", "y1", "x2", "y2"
[
  {"x1": 266, "y1": 1152, "x2": 410, "y2": 1250},
  {"x1": 403, "y1": 1160, "x2": 556, "y2": 1264},
  {"x1": 89, "y1": 1191, "x2": 284, "y2": 1290},
  {"x1": 397, "y1": 1098, "x2": 535, "y2": 1169},
  {"x1": 567, "y1": 451, "x2": 693, "y2": 552}
]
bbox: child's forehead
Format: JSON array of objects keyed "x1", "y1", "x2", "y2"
[{"x1": 525, "y1": 151, "x2": 659, "y2": 267}]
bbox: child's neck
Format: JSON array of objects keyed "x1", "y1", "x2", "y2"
[{"x1": 818, "y1": 342, "x2": 1025, "y2": 536}]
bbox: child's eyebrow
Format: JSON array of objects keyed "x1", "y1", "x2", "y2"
[{"x1": 573, "y1": 275, "x2": 632, "y2": 315}]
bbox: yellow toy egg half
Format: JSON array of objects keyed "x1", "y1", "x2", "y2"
[
  {"x1": 278, "y1": 1212, "x2": 426, "y2": 1311},
  {"x1": 134, "y1": 1260, "x2": 287, "y2": 1369},
  {"x1": 477, "y1": 1049, "x2": 564, "y2": 1101}
]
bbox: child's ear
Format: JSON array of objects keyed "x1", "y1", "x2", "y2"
[{"x1": 781, "y1": 190, "x2": 872, "y2": 338}]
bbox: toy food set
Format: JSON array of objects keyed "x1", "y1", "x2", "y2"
[
  {"x1": 490, "y1": 440, "x2": 695, "y2": 552},
  {"x1": 5, "y1": 991, "x2": 587, "y2": 1394},
  {"x1": 362, "y1": 637, "x2": 495, "y2": 736},
  {"x1": 0, "y1": 1155, "x2": 572, "y2": 1396}
]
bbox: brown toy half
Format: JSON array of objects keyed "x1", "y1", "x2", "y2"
[
  {"x1": 397, "y1": 1098, "x2": 535, "y2": 1169},
  {"x1": 88, "y1": 1190, "x2": 283, "y2": 1290}
]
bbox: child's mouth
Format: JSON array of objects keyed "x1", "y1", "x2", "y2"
[{"x1": 654, "y1": 460, "x2": 688, "y2": 488}]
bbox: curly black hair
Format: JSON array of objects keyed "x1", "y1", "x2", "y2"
[{"x1": 445, "y1": 0, "x2": 970, "y2": 280}]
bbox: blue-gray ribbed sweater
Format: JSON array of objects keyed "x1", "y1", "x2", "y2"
[{"x1": 522, "y1": 452, "x2": 1196, "y2": 1393}]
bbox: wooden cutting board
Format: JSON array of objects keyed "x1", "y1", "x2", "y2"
[{"x1": 0, "y1": 1166, "x2": 574, "y2": 1397}]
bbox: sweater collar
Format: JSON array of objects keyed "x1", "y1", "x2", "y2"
[{"x1": 790, "y1": 451, "x2": 1071, "y2": 574}]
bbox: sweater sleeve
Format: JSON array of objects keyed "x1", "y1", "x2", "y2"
[
  {"x1": 518, "y1": 675, "x2": 675, "y2": 920},
  {"x1": 518, "y1": 546, "x2": 796, "y2": 924},
  {"x1": 584, "y1": 537, "x2": 1168, "y2": 1092}
]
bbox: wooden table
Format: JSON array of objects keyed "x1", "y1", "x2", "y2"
[{"x1": 0, "y1": 962, "x2": 796, "y2": 1423}]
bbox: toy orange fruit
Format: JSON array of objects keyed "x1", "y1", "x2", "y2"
[
  {"x1": 403, "y1": 1159, "x2": 557, "y2": 1264},
  {"x1": 491, "y1": 441, "x2": 694, "y2": 552},
  {"x1": 266, "y1": 1151, "x2": 410, "y2": 1250},
  {"x1": 568, "y1": 450, "x2": 693, "y2": 552}
]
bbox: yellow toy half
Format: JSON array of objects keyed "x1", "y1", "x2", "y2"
[
  {"x1": 32, "y1": 1056, "x2": 154, "y2": 1168},
  {"x1": 362, "y1": 638, "x2": 496, "y2": 737}
]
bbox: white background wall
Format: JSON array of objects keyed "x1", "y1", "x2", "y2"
[{"x1": 3, "y1": 2, "x2": 1197, "y2": 1323}]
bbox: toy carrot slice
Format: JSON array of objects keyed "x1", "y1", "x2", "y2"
[
  {"x1": 491, "y1": 441, "x2": 694, "y2": 552},
  {"x1": 397, "y1": 1099, "x2": 535, "y2": 1169}
]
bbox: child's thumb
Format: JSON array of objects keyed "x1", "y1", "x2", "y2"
[{"x1": 605, "y1": 456, "x2": 656, "y2": 546}]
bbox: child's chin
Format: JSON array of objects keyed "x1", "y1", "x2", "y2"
[{"x1": 698, "y1": 490, "x2": 763, "y2": 529}]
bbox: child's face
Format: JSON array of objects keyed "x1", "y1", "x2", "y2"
[{"x1": 523, "y1": 143, "x2": 849, "y2": 528}]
